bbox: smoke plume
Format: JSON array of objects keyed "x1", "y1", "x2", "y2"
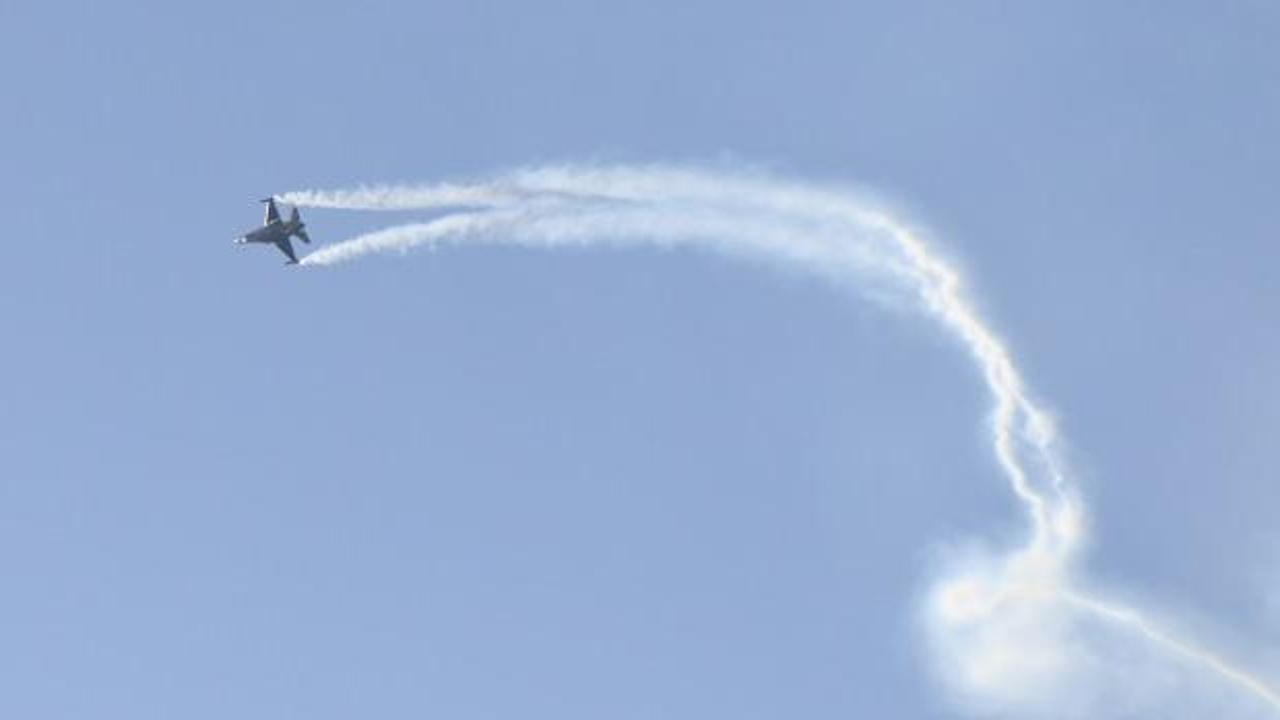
[{"x1": 280, "y1": 165, "x2": 1279, "y2": 717}]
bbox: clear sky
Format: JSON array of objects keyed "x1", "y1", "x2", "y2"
[{"x1": 4, "y1": 1, "x2": 1279, "y2": 718}]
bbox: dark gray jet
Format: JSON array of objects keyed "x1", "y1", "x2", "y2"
[{"x1": 235, "y1": 198, "x2": 311, "y2": 264}]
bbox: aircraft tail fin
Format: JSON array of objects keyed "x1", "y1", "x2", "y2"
[{"x1": 288, "y1": 207, "x2": 310, "y2": 243}]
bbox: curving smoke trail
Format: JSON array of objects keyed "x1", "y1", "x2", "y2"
[{"x1": 280, "y1": 165, "x2": 1279, "y2": 717}]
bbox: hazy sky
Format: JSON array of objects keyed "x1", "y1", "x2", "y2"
[{"x1": 4, "y1": 2, "x2": 1279, "y2": 718}]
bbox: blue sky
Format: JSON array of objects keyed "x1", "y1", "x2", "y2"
[{"x1": 4, "y1": 2, "x2": 1279, "y2": 718}]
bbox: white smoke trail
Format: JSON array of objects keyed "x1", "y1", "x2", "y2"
[
  {"x1": 285, "y1": 165, "x2": 1279, "y2": 717},
  {"x1": 279, "y1": 183, "x2": 524, "y2": 210}
]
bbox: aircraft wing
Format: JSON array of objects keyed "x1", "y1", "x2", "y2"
[
  {"x1": 274, "y1": 237, "x2": 298, "y2": 264},
  {"x1": 263, "y1": 198, "x2": 281, "y2": 226}
]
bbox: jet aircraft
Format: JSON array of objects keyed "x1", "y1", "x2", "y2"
[{"x1": 235, "y1": 198, "x2": 311, "y2": 264}]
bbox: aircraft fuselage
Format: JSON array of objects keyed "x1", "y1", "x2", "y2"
[{"x1": 237, "y1": 219, "x2": 302, "y2": 246}]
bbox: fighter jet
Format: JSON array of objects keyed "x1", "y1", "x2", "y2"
[{"x1": 234, "y1": 198, "x2": 311, "y2": 264}]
